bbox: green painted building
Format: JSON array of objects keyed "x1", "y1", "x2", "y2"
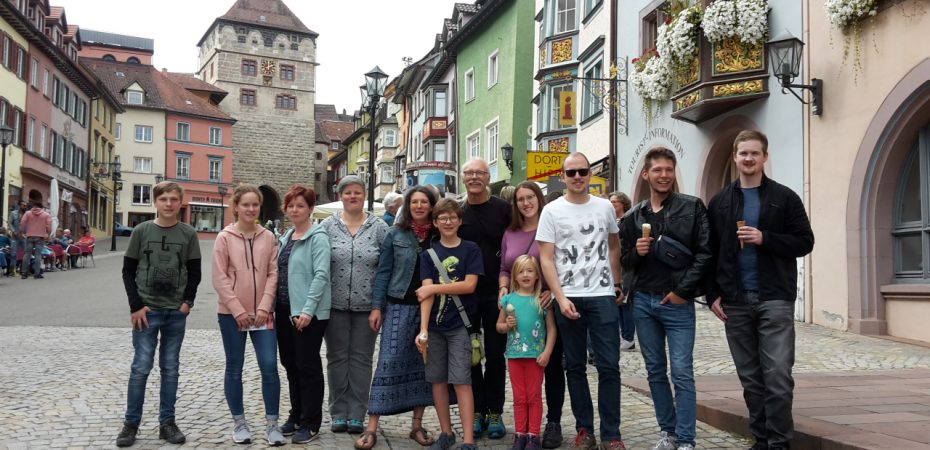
[{"x1": 448, "y1": 0, "x2": 535, "y2": 190}]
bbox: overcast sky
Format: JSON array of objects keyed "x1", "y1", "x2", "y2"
[{"x1": 53, "y1": 0, "x2": 461, "y2": 114}]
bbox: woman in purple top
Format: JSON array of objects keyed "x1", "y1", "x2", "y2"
[{"x1": 497, "y1": 181, "x2": 566, "y2": 448}]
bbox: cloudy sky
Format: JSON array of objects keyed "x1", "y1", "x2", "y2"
[{"x1": 53, "y1": 0, "x2": 461, "y2": 114}]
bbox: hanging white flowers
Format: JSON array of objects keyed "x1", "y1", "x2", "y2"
[
  {"x1": 657, "y1": 3, "x2": 704, "y2": 67},
  {"x1": 631, "y1": 48, "x2": 672, "y2": 121},
  {"x1": 824, "y1": 0, "x2": 878, "y2": 29},
  {"x1": 702, "y1": 0, "x2": 770, "y2": 45}
]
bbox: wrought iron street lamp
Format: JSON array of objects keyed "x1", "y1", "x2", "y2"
[
  {"x1": 155, "y1": 174, "x2": 164, "y2": 184},
  {"x1": 362, "y1": 66, "x2": 388, "y2": 212},
  {"x1": 0, "y1": 124, "x2": 14, "y2": 228},
  {"x1": 572, "y1": 59, "x2": 628, "y2": 191},
  {"x1": 767, "y1": 30, "x2": 823, "y2": 115},
  {"x1": 501, "y1": 143, "x2": 514, "y2": 173},
  {"x1": 110, "y1": 158, "x2": 123, "y2": 251}
]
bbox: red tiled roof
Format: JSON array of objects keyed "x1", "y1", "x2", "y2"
[
  {"x1": 166, "y1": 72, "x2": 227, "y2": 95},
  {"x1": 315, "y1": 104, "x2": 338, "y2": 121},
  {"x1": 219, "y1": 0, "x2": 316, "y2": 36},
  {"x1": 83, "y1": 59, "x2": 167, "y2": 109},
  {"x1": 65, "y1": 25, "x2": 78, "y2": 37},
  {"x1": 48, "y1": 6, "x2": 63, "y2": 21},
  {"x1": 154, "y1": 72, "x2": 234, "y2": 122},
  {"x1": 319, "y1": 120, "x2": 354, "y2": 143}
]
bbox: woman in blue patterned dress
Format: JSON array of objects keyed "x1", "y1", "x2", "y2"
[{"x1": 354, "y1": 186, "x2": 438, "y2": 450}]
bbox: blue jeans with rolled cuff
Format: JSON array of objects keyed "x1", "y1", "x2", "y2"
[{"x1": 124, "y1": 309, "x2": 188, "y2": 425}]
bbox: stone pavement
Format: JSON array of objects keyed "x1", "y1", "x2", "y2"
[
  {"x1": 0, "y1": 325, "x2": 750, "y2": 449},
  {"x1": 623, "y1": 309, "x2": 930, "y2": 450}
]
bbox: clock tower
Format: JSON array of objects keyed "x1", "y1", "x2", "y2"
[{"x1": 197, "y1": 0, "x2": 318, "y2": 222}]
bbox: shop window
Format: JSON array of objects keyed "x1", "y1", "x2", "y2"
[
  {"x1": 190, "y1": 205, "x2": 223, "y2": 232},
  {"x1": 893, "y1": 127, "x2": 930, "y2": 280}
]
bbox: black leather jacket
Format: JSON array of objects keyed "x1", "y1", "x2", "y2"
[
  {"x1": 706, "y1": 176, "x2": 814, "y2": 303},
  {"x1": 620, "y1": 192, "x2": 712, "y2": 299}
]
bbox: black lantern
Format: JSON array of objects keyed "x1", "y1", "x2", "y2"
[
  {"x1": 359, "y1": 84, "x2": 369, "y2": 109},
  {"x1": 364, "y1": 66, "x2": 389, "y2": 98},
  {"x1": 154, "y1": 174, "x2": 163, "y2": 184},
  {"x1": 766, "y1": 30, "x2": 823, "y2": 115},
  {"x1": 501, "y1": 142, "x2": 514, "y2": 172},
  {"x1": 0, "y1": 124, "x2": 14, "y2": 228},
  {"x1": 361, "y1": 66, "x2": 389, "y2": 212}
]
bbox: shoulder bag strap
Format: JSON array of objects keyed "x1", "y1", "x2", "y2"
[{"x1": 426, "y1": 248, "x2": 474, "y2": 332}]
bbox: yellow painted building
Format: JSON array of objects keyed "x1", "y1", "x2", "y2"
[
  {"x1": 85, "y1": 78, "x2": 124, "y2": 238},
  {"x1": 1, "y1": 18, "x2": 27, "y2": 227}
]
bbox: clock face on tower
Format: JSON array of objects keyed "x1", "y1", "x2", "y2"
[{"x1": 261, "y1": 59, "x2": 276, "y2": 75}]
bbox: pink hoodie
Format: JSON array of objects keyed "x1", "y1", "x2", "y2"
[
  {"x1": 21, "y1": 208, "x2": 52, "y2": 238},
  {"x1": 212, "y1": 224, "x2": 279, "y2": 326}
]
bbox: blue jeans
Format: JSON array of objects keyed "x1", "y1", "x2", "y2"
[
  {"x1": 619, "y1": 301, "x2": 635, "y2": 342},
  {"x1": 218, "y1": 314, "x2": 281, "y2": 417},
  {"x1": 21, "y1": 236, "x2": 43, "y2": 276},
  {"x1": 125, "y1": 309, "x2": 188, "y2": 425},
  {"x1": 633, "y1": 291, "x2": 697, "y2": 446},
  {"x1": 555, "y1": 295, "x2": 621, "y2": 440}
]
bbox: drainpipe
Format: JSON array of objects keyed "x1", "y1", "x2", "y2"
[{"x1": 608, "y1": 0, "x2": 618, "y2": 191}]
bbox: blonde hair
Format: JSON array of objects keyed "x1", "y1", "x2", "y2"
[
  {"x1": 231, "y1": 184, "x2": 263, "y2": 220},
  {"x1": 510, "y1": 255, "x2": 543, "y2": 312}
]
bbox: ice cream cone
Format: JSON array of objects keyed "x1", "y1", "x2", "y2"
[
  {"x1": 737, "y1": 220, "x2": 746, "y2": 249},
  {"x1": 418, "y1": 333, "x2": 429, "y2": 364},
  {"x1": 642, "y1": 223, "x2": 652, "y2": 239}
]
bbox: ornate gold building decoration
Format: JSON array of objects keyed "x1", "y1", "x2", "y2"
[
  {"x1": 713, "y1": 79, "x2": 763, "y2": 97},
  {"x1": 548, "y1": 137, "x2": 570, "y2": 152},
  {"x1": 539, "y1": 47, "x2": 547, "y2": 69},
  {"x1": 676, "y1": 53, "x2": 700, "y2": 89},
  {"x1": 713, "y1": 38, "x2": 764, "y2": 75},
  {"x1": 675, "y1": 91, "x2": 703, "y2": 111},
  {"x1": 551, "y1": 38, "x2": 573, "y2": 64}
]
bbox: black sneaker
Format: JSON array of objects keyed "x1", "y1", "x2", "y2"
[
  {"x1": 542, "y1": 422, "x2": 563, "y2": 448},
  {"x1": 159, "y1": 420, "x2": 186, "y2": 444},
  {"x1": 280, "y1": 417, "x2": 298, "y2": 436},
  {"x1": 116, "y1": 421, "x2": 139, "y2": 447},
  {"x1": 292, "y1": 425, "x2": 319, "y2": 444},
  {"x1": 34, "y1": 274, "x2": 44, "y2": 279}
]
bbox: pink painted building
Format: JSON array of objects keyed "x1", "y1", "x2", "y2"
[{"x1": 157, "y1": 71, "x2": 235, "y2": 237}]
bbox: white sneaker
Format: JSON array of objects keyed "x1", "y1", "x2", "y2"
[
  {"x1": 652, "y1": 431, "x2": 677, "y2": 450},
  {"x1": 620, "y1": 338, "x2": 636, "y2": 351},
  {"x1": 266, "y1": 420, "x2": 286, "y2": 446},
  {"x1": 232, "y1": 416, "x2": 251, "y2": 444},
  {"x1": 677, "y1": 444, "x2": 695, "y2": 450}
]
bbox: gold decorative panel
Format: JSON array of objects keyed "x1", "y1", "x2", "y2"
[
  {"x1": 675, "y1": 91, "x2": 702, "y2": 111},
  {"x1": 539, "y1": 47, "x2": 547, "y2": 69},
  {"x1": 676, "y1": 52, "x2": 700, "y2": 89},
  {"x1": 547, "y1": 137, "x2": 570, "y2": 153},
  {"x1": 713, "y1": 38, "x2": 764, "y2": 75},
  {"x1": 713, "y1": 80, "x2": 764, "y2": 98},
  {"x1": 551, "y1": 38, "x2": 573, "y2": 64}
]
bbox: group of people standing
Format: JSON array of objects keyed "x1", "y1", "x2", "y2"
[{"x1": 113, "y1": 128, "x2": 812, "y2": 450}]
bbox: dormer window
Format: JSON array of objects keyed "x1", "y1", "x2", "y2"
[
  {"x1": 126, "y1": 90, "x2": 144, "y2": 105},
  {"x1": 127, "y1": 57, "x2": 140, "y2": 64}
]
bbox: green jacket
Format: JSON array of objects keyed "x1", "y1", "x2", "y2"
[{"x1": 278, "y1": 224, "x2": 332, "y2": 320}]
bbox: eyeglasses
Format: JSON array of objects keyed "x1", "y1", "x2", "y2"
[
  {"x1": 463, "y1": 170, "x2": 489, "y2": 178},
  {"x1": 435, "y1": 216, "x2": 460, "y2": 224},
  {"x1": 564, "y1": 168, "x2": 590, "y2": 177}
]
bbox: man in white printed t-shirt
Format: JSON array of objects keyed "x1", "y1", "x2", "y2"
[{"x1": 537, "y1": 152, "x2": 627, "y2": 450}]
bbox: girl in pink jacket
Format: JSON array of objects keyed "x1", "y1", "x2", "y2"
[{"x1": 212, "y1": 184, "x2": 284, "y2": 445}]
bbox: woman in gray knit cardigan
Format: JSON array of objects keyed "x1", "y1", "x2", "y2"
[{"x1": 320, "y1": 175, "x2": 389, "y2": 435}]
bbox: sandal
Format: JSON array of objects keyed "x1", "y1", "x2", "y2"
[
  {"x1": 354, "y1": 430, "x2": 377, "y2": 450},
  {"x1": 409, "y1": 426, "x2": 434, "y2": 446}
]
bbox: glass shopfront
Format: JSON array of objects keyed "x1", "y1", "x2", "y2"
[{"x1": 190, "y1": 205, "x2": 224, "y2": 232}]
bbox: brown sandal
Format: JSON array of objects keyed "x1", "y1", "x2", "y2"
[
  {"x1": 409, "y1": 426, "x2": 434, "y2": 446},
  {"x1": 354, "y1": 430, "x2": 377, "y2": 450}
]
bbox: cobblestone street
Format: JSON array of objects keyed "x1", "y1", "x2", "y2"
[{"x1": 4, "y1": 305, "x2": 930, "y2": 448}]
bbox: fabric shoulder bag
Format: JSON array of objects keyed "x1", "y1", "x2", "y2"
[
  {"x1": 426, "y1": 248, "x2": 484, "y2": 366},
  {"x1": 653, "y1": 234, "x2": 693, "y2": 270}
]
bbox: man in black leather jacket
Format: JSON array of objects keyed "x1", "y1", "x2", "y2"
[
  {"x1": 619, "y1": 147, "x2": 711, "y2": 450},
  {"x1": 707, "y1": 130, "x2": 814, "y2": 450}
]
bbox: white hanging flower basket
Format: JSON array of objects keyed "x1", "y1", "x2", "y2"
[{"x1": 702, "y1": 0, "x2": 770, "y2": 45}]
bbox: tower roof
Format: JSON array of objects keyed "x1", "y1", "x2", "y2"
[{"x1": 212, "y1": 0, "x2": 316, "y2": 38}]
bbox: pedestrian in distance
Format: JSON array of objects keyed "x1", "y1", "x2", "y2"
[
  {"x1": 19, "y1": 199, "x2": 52, "y2": 279},
  {"x1": 116, "y1": 181, "x2": 202, "y2": 447},
  {"x1": 274, "y1": 184, "x2": 331, "y2": 444},
  {"x1": 355, "y1": 186, "x2": 439, "y2": 450},
  {"x1": 211, "y1": 184, "x2": 285, "y2": 446},
  {"x1": 457, "y1": 158, "x2": 512, "y2": 440},
  {"x1": 320, "y1": 175, "x2": 389, "y2": 435},
  {"x1": 415, "y1": 198, "x2": 483, "y2": 450},
  {"x1": 707, "y1": 130, "x2": 814, "y2": 450},
  {"x1": 382, "y1": 191, "x2": 403, "y2": 226},
  {"x1": 496, "y1": 255, "x2": 557, "y2": 450},
  {"x1": 498, "y1": 180, "x2": 565, "y2": 448},
  {"x1": 609, "y1": 192, "x2": 636, "y2": 353},
  {"x1": 537, "y1": 152, "x2": 626, "y2": 450},
  {"x1": 620, "y1": 148, "x2": 711, "y2": 450}
]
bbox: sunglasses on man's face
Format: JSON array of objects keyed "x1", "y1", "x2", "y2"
[{"x1": 564, "y1": 168, "x2": 590, "y2": 178}]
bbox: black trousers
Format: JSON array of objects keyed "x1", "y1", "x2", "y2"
[
  {"x1": 471, "y1": 296, "x2": 507, "y2": 415},
  {"x1": 544, "y1": 330, "x2": 565, "y2": 423},
  {"x1": 276, "y1": 303, "x2": 329, "y2": 431},
  {"x1": 723, "y1": 296, "x2": 796, "y2": 449}
]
